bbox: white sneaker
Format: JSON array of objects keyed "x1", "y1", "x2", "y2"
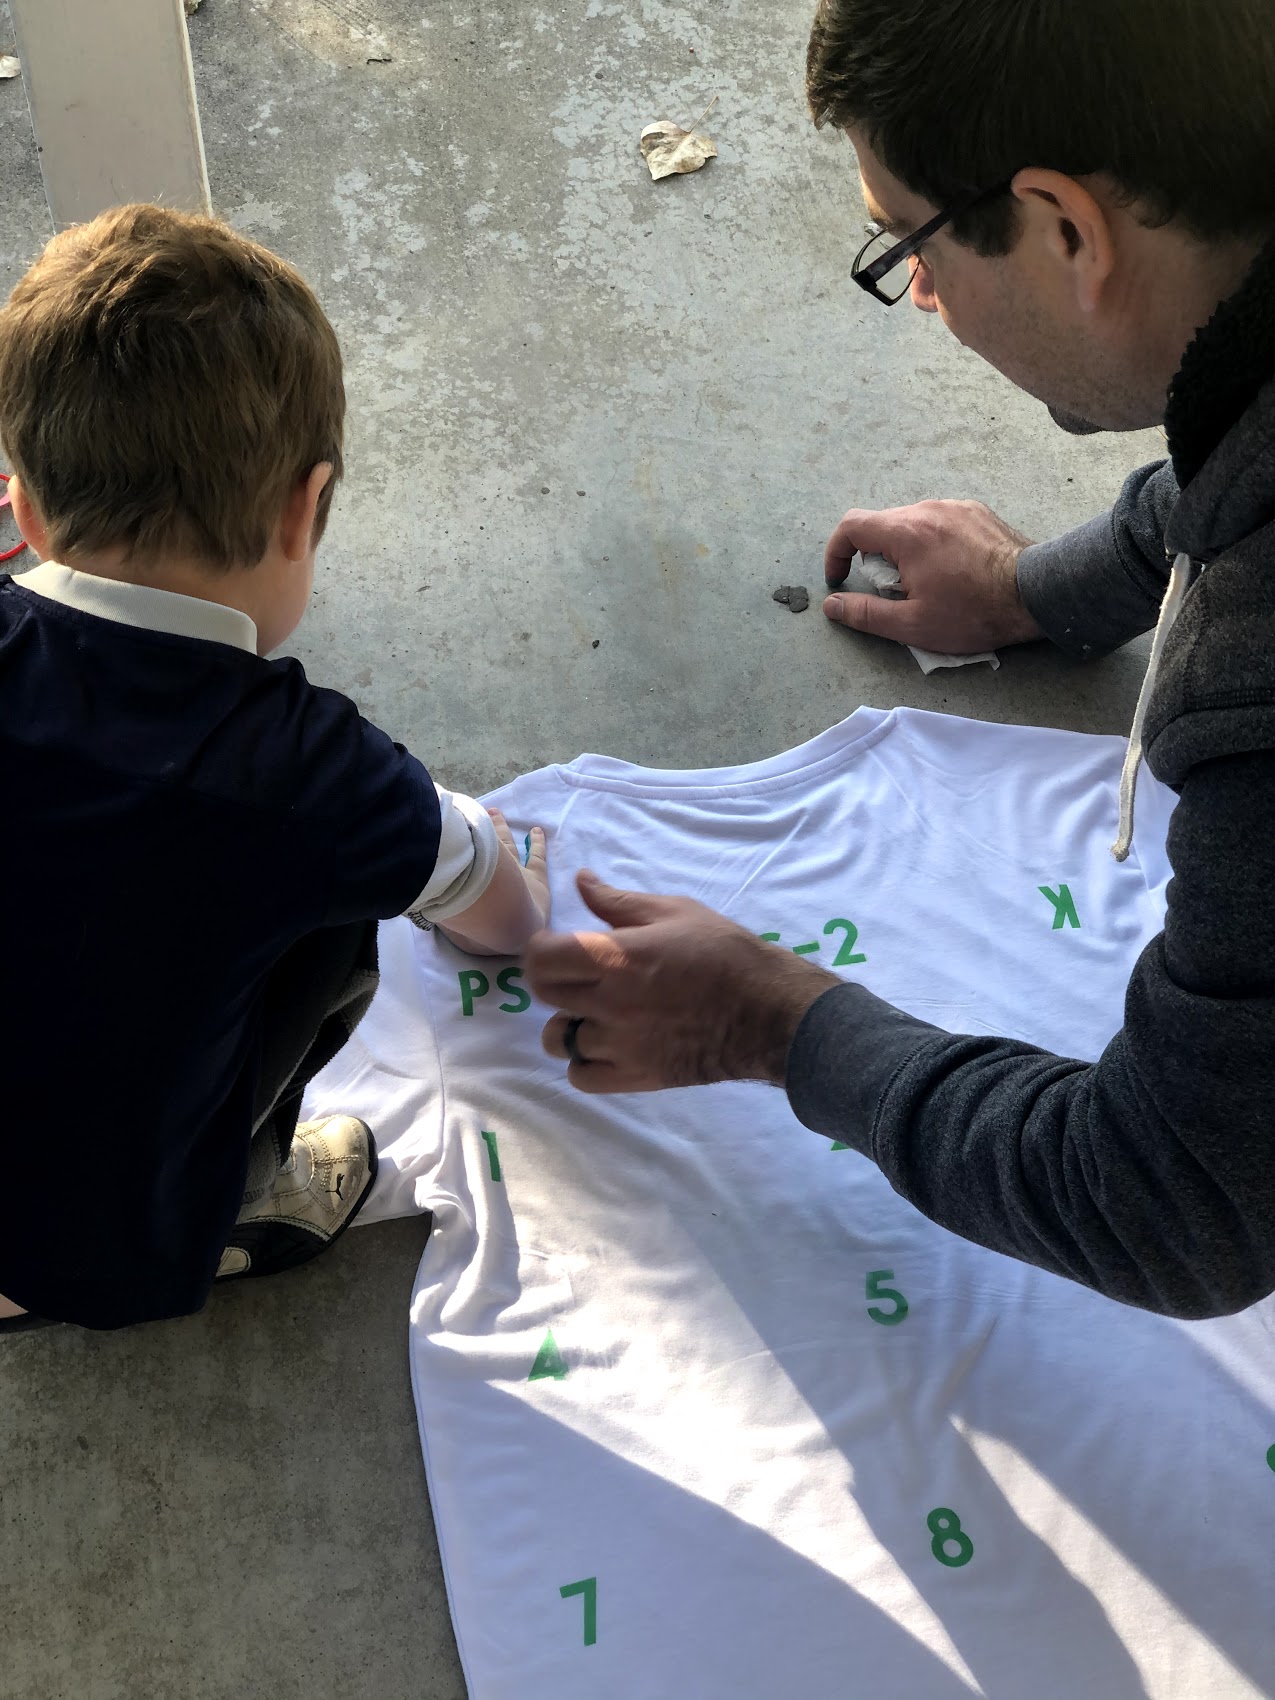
[{"x1": 216, "y1": 1115, "x2": 377, "y2": 1281}]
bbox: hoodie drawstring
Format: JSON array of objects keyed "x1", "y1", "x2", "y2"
[{"x1": 1111, "y1": 552, "x2": 1193, "y2": 861}]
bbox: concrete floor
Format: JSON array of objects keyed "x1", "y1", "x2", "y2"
[{"x1": 0, "y1": 3, "x2": 1167, "y2": 1696}]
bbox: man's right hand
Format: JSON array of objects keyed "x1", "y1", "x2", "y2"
[
  {"x1": 822, "y1": 499, "x2": 1045, "y2": 654},
  {"x1": 527, "y1": 873, "x2": 838, "y2": 1094}
]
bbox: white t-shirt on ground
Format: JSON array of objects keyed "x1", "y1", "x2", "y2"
[{"x1": 303, "y1": 706, "x2": 1274, "y2": 1700}]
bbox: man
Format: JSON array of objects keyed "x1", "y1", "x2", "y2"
[{"x1": 525, "y1": 0, "x2": 1275, "y2": 1321}]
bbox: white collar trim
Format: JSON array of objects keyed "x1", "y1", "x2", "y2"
[{"x1": 14, "y1": 561, "x2": 258, "y2": 654}]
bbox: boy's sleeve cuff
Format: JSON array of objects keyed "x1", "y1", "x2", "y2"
[{"x1": 402, "y1": 790, "x2": 501, "y2": 924}]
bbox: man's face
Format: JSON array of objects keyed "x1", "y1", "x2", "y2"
[{"x1": 848, "y1": 129, "x2": 1147, "y2": 431}]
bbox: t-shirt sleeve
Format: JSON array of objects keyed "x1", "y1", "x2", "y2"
[{"x1": 281, "y1": 678, "x2": 443, "y2": 925}]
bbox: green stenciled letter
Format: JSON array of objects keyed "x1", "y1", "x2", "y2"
[
  {"x1": 1039, "y1": 884, "x2": 1081, "y2": 930},
  {"x1": 458, "y1": 969, "x2": 490, "y2": 1016},
  {"x1": 496, "y1": 966, "x2": 531, "y2": 1013}
]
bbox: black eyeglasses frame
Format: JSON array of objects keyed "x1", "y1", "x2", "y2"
[{"x1": 852, "y1": 177, "x2": 1018, "y2": 305}]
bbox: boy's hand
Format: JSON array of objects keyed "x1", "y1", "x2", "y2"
[
  {"x1": 435, "y1": 809, "x2": 548, "y2": 956},
  {"x1": 489, "y1": 809, "x2": 550, "y2": 928}
]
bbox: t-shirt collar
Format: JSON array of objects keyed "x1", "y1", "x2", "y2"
[{"x1": 13, "y1": 560, "x2": 258, "y2": 654}]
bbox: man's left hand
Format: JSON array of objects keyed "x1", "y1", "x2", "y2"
[{"x1": 525, "y1": 871, "x2": 840, "y2": 1094}]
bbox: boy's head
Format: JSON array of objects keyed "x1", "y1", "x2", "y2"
[{"x1": 0, "y1": 204, "x2": 344, "y2": 575}]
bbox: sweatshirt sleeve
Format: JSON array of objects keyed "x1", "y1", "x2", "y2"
[
  {"x1": 785, "y1": 748, "x2": 1275, "y2": 1320},
  {"x1": 1017, "y1": 459, "x2": 1180, "y2": 658}
]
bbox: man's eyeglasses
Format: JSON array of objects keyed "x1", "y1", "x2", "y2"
[{"x1": 852, "y1": 178, "x2": 1016, "y2": 305}]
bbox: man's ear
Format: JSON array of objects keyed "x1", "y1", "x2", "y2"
[
  {"x1": 1009, "y1": 169, "x2": 1117, "y2": 313},
  {"x1": 7, "y1": 475, "x2": 51, "y2": 560},
  {"x1": 279, "y1": 462, "x2": 334, "y2": 563}
]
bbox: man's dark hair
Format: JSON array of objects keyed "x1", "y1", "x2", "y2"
[{"x1": 807, "y1": 0, "x2": 1275, "y2": 255}]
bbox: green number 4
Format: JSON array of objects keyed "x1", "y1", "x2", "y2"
[
  {"x1": 529, "y1": 1329, "x2": 568, "y2": 1382},
  {"x1": 866, "y1": 1268, "x2": 908, "y2": 1325},
  {"x1": 560, "y1": 1576, "x2": 597, "y2": 1646}
]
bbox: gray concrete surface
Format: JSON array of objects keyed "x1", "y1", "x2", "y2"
[{"x1": 0, "y1": 2, "x2": 1166, "y2": 1696}]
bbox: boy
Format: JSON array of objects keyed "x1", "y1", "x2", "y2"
[{"x1": 0, "y1": 204, "x2": 548, "y2": 1332}]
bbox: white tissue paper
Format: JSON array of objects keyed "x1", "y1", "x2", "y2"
[{"x1": 849, "y1": 553, "x2": 999, "y2": 676}]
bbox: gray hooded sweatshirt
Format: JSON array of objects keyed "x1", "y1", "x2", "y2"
[{"x1": 786, "y1": 246, "x2": 1275, "y2": 1320}]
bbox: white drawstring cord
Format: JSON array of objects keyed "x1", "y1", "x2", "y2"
[{"x1": 1112, "y1": 552, "x2": 1193, "y2": 861}]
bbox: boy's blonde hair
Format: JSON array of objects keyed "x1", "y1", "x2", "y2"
[{"x1": 0, "y1": 204, "x2": 345, "y2": 571}]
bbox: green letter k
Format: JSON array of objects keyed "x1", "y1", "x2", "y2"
[{"x1": 1039, "y1": 883, "x2": 1081, "y2": 930}]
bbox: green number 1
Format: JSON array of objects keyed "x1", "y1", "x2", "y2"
[
  {"x1": 866, "y1": 1268, "x2": 908, "y2": 1325},
  {"x1": 560, "y1": 1576, "x2": 597, "y2": 1645},
  {"x1": 480, "y1": 1130, "x2": 502, "y2": 1182}
]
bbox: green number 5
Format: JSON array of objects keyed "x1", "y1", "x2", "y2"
[{"x1": 866, "y1": 1268, "x2": 908, "y2": 1325}]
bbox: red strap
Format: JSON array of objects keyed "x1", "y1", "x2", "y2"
[{"x1": 0, "y1": 471, "x2": 29, "y2": 562}]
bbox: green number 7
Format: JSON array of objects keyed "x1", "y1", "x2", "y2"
[
  {"x1": 560, "y1": 1576, "x2": 597, "y2": 1646},
  {"x1": 866, "y1": 1268, "x2": 908, "y2": 1325}
]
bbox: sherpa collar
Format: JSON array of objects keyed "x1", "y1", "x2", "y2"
[
  {"x1": 1166, "y1": 237, "x2": 1275, "y2": 487},
  {"x1": 1164, "y1": 237, "x2": 1275, "y2": 562}
]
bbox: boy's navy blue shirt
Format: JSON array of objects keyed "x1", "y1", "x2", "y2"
[{"x1": 0, "y1": 571, "x2": 441, "y2": 1328}]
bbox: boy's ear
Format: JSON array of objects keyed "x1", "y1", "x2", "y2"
[
  {"x1": 279, "y1": 462, "x2": 334, "y2": 563},
  {"x1": 7, "y1": 476, "x2": 51, "y2": 560}
]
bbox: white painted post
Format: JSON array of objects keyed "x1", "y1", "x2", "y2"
[{"x1": 9, "y1": 0, "x2": 211, "y2": 228}]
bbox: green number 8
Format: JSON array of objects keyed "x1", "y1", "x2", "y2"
[{"x1": 927, "y1": 1507, "x2": 974, "y2": 1568}]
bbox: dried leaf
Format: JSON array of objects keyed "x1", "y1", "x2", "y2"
[
  {"x1": 184, "y1": 0, "x2": 203, "y2": 14},
  {"x1": 640, "y1": 120, "x2": 716, "y2": 181},
  {"x1": 0, "y1": 53, "x2": 20, "y2": 79}
]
